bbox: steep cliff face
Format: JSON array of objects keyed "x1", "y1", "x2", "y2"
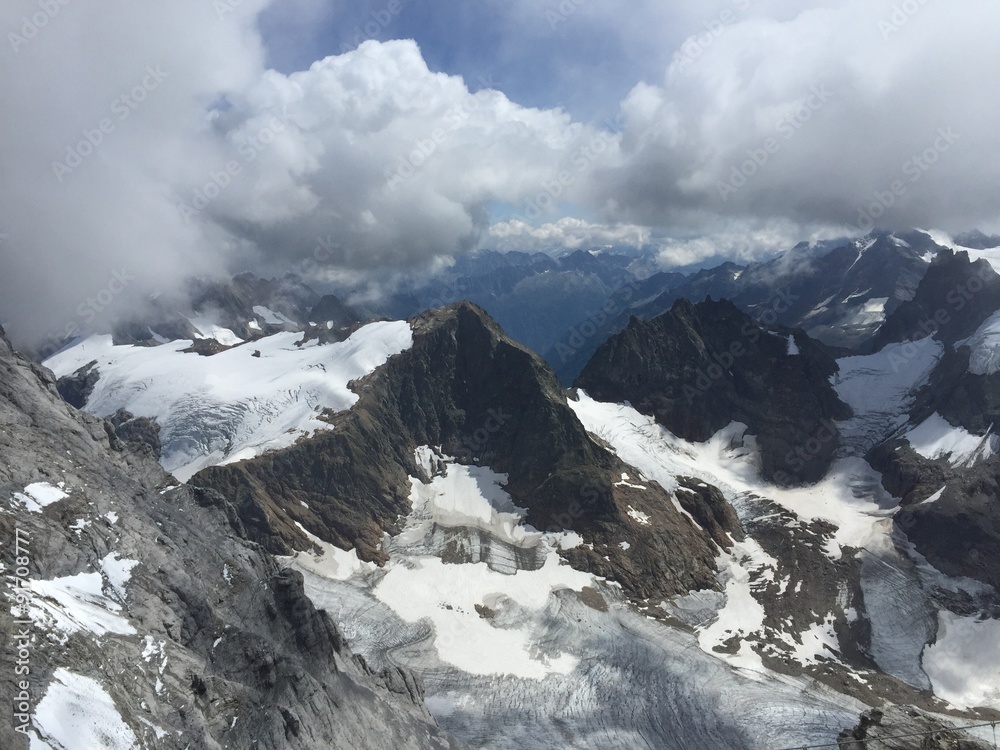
[
  {"x1": 575, "y1": 298, "x2": 851, "y2": 484},
  {"x1": 0, "y1": 325, "x2": 466, "y2": 750},
  {"x1": 196, "y1": 302, "x2": 738, "y2": 606},
  {"x1": 870, "y1": 249, "x2": 1000, "y2": 351},
  {"x1": 861, "y1": 251, "x2": 1000, "y2": 590}
]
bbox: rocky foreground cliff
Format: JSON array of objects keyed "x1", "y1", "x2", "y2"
[{"x1": 0, "y1": 323, "x2": 467, "y2": 749}]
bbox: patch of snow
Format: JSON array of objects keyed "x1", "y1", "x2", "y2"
[
  {"x1": 959, "y1": 310, "x2": 1000, "y2": 375},
  {"x1": 104, "y1": 511, "x2": 119, "y2": 524},
  {"x1": 373, "y1": 549, "x2": 592, "y2": 679},
  {"x1": 626, "y1": 506, "x2": 650, "y2": 525},
  {"x1": 252, "y1": 305, "x2": 295, "y2": 326},
  {"x1": 619, "y1": 541, "x2": 631, "y2": 551},
  {"x1": 147, "y1": 328, "x2": 170, "y2": 345},
  {"x1": 99, "y1": 553, "x2": 138, "y2": 601},
  {"x1": 13, "y1": 482, "x2": 69, "y2": 513},
  {"x1": 920, "y1": 486, "x2": 946, "y2": 505},
  {"x1": 697, "y1": 539, "x2": 776, "y2": 673},
  {"x1": 791, "y1": 614, "x2": 841, "y2": 666},
  {"x1": 23, "y1": 571, "x2": 136, "y2": 638},
  {"x1": 186, "y1": 315, "x2": 244, "y2": 346},
  {"x1": 137, "y1": 716, "x2": 169, "y2": 740},
  {"x1": 842, "y1": 288, "x2": 872, "y2": 303},
  {"x1": 69, "y1": 518, "x2": 91, "y2": 535},
  {"x1": 33, "y1": 669, "x2": 138, "y2": 750},
  {"x1": 923, "y1": 611, "x2": 1000, "y2": 710},
  {"x1": 399, "y1": 449, "x2": 537, "y2": 549},
  {"x1": 44, "y1": 321, "x2": 414, "y2": 482},
  {"x1": 282, "y1": 522, "x2": 378, "y2": 582},
  {"x1": 554, "y1": 531, "x2": 584, "y2": 550},
  {"x1": 615, "y1": 472, "x2": 647, "y2": 490},
  {"x1": 786, "y1": 335, "x2": 799, "y2": 356},
  {"x1": 905, "y1": 413, "x2": 996, "y2": 467}
]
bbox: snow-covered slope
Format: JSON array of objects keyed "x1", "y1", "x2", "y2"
[
  {"x1": 568, "y1": 390, "x2": 1000, "y2": 716},
  {"x1": 287, "y1": 447, "x2": 872, "y2": 749},
  {"x1": 44, "y1": 321, "x2": 412, "y2": 480},
  {"x1": 831, "y1": 339, "x2": 943, "y2": 454}
]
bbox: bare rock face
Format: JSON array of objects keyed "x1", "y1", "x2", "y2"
[
  {"x1": 865, "y1": 250, "x2": 1000, "y2": 589},
  {"x1": 575, "y1": 297, "x2": 851, "y2": 484},
  {"x1": 196, "y1": 302, "x2": 738, "y2": 606},
  {"x1": 0, "y1": 328, "x2": 467, "y2": 750}
]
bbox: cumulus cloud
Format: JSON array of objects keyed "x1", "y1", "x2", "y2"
[{"x1": 594, "y1": 0, "x2": 1000, "y2": 235}]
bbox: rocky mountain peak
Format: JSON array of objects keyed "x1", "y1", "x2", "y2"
[
  {"x1": 871, "y1": 248, "x2": 1000, "y2": 350},
  {"x1": 575, "y1": 297, "x2": 851, "y2": 484}
]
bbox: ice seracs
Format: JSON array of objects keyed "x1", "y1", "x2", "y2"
[{"x1": 45, "y1": 321, "x2": 413, "y2": 481}]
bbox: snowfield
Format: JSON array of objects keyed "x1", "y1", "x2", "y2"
[
  {"x1": 905, "y1": 412, "x2": 998, "y2": 468},
  {"x1": 44, "y1": 321, "x2": 413, "y2": 481},
  {"x1": 30, "y1": 669, "x2": 138, "y2": 750},
  {"x1": 290, "y1": 446, "x2": 872, "y2": 749},
  {"x1": 831, "y1": 339, "x2": 943, "y2": 454}
]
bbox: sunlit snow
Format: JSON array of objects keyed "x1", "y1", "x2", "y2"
[{"x1": 44, "y1": 321, "x2": 413, "y2": 481}]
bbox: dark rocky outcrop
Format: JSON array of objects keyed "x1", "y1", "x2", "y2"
[
  {"x1": 109, "y1": 408, "x2": 162, "y2": 458},
  {"x1": 575, "y1": 297, "x2": 851, "y2": 484},
  {"x1": 863, "y1": 250, "x2": 1000, "y2": 589},
  {"x1": 837, "y1": 707, "x2": 993, "y2": 749},
  {"x1": 196, "y1": 302, "x2": 738, "y2": 605},
  {"x1": 55, "y1": 359, "x2": 99, "y2": 408},
  {"x1": 871, "y1": 249, "x2": 1000, "y2": 351}
]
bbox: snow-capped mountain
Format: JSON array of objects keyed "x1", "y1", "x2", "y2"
[
  {"x1": 22, "y1": 250, "x2": 1000, "y2": 749},
  {"x1": 552, "y1": 230, "x2": 948, "y2": 383}
]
